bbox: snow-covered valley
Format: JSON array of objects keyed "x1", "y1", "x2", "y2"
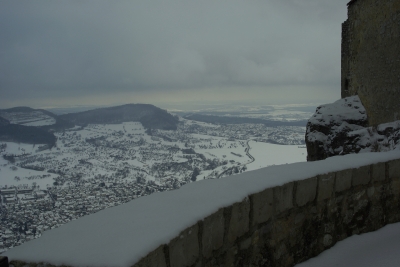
[{"x1": 0, "y1": 117, "x2": 306, "y2": 253}]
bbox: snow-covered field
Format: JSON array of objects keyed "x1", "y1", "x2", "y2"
[
  {"x1": 0, "y1": 120, "x2": 306, "y2": 189},
  {"x1": 0, "y1": 142, "x2": 57, "y2": 188},
  {"x1": 246, "y1": 141, "x2": 306, "y2": 171}
]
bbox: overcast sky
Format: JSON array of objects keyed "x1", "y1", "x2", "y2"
[{"x1": 0, "y1": 0, "x2": 349, "y2": 109}]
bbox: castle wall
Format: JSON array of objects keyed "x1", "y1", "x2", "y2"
[
  {"x1": 9, "y1": 155, "x2": 400, "y2": 267},
  {"x1": 133, "y1": 159, "x2": 400, "y2": 267},
  {"x1": 341, "y1": 0, "x2": 400, "y2": 126}
]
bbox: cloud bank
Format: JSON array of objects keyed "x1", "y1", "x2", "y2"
[{"x1": 0, "y1": 0, "x2": 349, "y2": 108}]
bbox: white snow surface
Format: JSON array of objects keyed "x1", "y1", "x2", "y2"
[
  {"x1": 6, "y1": 150, "x2": 400, "y2": 267},
  {"x1": 295, "y1": 222, "x2": 400, "y2": 267},
  {"x1": 246, "y1": 141, "x2": 306, "y2": 171},
  {"x1": 308, "y1": 95, "x2": 367, "y2": 126}
]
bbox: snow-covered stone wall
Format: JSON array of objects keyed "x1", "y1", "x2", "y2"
[{"x1": 4, "y1": 151, "x2": 400, "y2": 267}]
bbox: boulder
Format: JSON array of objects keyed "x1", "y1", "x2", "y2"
[
  {"x1": 306, "y1": 96, "x2": 368, "y2": 161},
  {"x1": 306, "y1": 96, "x2": 400, "y2": 161}
]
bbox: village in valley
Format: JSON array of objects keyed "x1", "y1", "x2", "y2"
[{"x1": 0, "y1": 108, "x2": 309, "y2": 253}]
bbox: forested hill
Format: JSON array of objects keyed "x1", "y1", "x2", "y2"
[
  {"x1": 0, "y1": 104, "x2": 178, "y2": 146},
  {"x1": 184, "y1": 114, "x2": 307, "y2": 127},
  {"x1": 0, "y1": 106, "x2": 74, "y2": 131},
  {"x1": 0, "y1": 116, "x2": 10, "y2": 126},
  {"x1": 0, "y1": 107, "x2": 65, "y2": 146},
  {"x1": 59, "y1": 104, "x2": 179, "y2": 130},
  {"x1": 0, "y1": 124, "x2": 56, "y2": 146}
]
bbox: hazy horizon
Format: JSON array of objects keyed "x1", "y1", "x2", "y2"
[{"x1": 1, "y1": 0, "x2": 348, "y2": 109}]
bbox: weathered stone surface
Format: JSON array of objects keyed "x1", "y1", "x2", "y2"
[
  {"x1": 323, "y1": 234, "x2": 333, "y2": 247},
  {"x1": 251, "y1": 188, "x2": 274, "y2": 226},
  {"x1": 240, "y1": 237, "x2": 252, "y2": 250},
  {"x1": 388, "y1": 159, "x2": 400, "y2": 180},
  {"x1": 227, "y1": 198, "x2": 250, "y2": 244},
  {"x1": 202, "y1": 209, "x2": 224, "y2": 258},
  {"x1": 274, "y1": 243, "x2": 288, "y2": 261},
  {"x1": 224, "y1": 245, "x2": 238, "y2": 267},
  {"x1": 305, "y1": 96, "x2": 368, "y2": 162},
  {"x1": 342, "y1": 0, "x2": 400, "y2": 126},
  {"x1": 372, "y1": 162, "x2": 386, "y2": 182},
  {"x1": 352, "y1": 165, "x2": 371, "y2": 186},
  {"x1": 391, "y1": 175, "x2": 400, "y2": 195},
  {"x1": 318, "y1": 173, "x2": 335, "y2": 201},
  {"x1": 390, "y1": 160, "x2": 400, "y2": 204},
  {"x1": 134, "y1": 246, "x2": 167, "y2": 267},
  {"x1": 273, "y1": 183, "x2": 294, "y2": 213},
  {"x1": 296, "y1": 177, "x2": 317, "y2": 207},
  {"x1": 367, "y1": 186, "x2": 375, "y2": 198},
  {"x1": 169, "y1": 224, "x2": 199, "y2": 267},
  {"x1": 336, "y1": 169, "x2": 352, "y2": 192}
]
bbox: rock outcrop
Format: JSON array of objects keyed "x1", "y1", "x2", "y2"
[{"x1": 306, "y1": 96, "x2": 400, "y2": 161}]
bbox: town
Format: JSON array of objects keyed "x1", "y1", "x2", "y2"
[{"x1": 0, "y1": 118, "x2": 306, "y2": 252}]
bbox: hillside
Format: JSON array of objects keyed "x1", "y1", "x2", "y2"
[
  {"x1": 0, "y1": 124, "x2": 56, "y2": 146},
  {"x1": 0, "y1": 104, "x2": 178, "y2": 145},
  {"x1": 0, "y1": 107, "x2": 74, "y2": 145},
  {"x1": 0, "y1": 116, "x2": 10, "y2": 126},
  {"x1": 0, "y1": 107, "x2": 74, "y2": 131},
  {"x1": 59, "y1": 104, "x2": 179, "y2": 130}
]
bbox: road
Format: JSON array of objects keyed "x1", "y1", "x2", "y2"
[{"x1": 217, "y1": 140, "x2": 255, "y2": 178}]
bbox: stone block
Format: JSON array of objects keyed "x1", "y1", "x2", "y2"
[
  {"x1": 388, "y1": 159, "x2": 400, "y2": 180},
  {"x1": 296, "y1": 177, "x2": 317, "y2": 207},
  {"x1": 352, "y1": 165, "x2": 371, "y2": 186},
  {"x1": 0, "y1": 257, "x2": 8, "y2": 267},
  {"x1": 335, "y1": 169, "x2": 352, "y2": 192},
  {"x1": 169, "y1": 224, "x2": 199, "y2": 267},
  {"x1": 372, "y1": 162, "x2": 385, "y2": 182},
  {"x1": 273, "y1": 182, "x2": 294, "y2": 213},
  {"x1": 322, "y1": 234, "x2": 333, "y2": 247},
  {"x1": 391, "y1": 175, "x2": 400, "y2": 195},
  {"x1": 367, "y1": 186, "x2": 375, "y2": 198},
  {"x1": 227, "y1": 198, "x2": 250, "y2": 244},
  {"x1": 134, "y1": 245, "x2": 167, "y2": 267},
  {"x1": 318, "y1": 173, "x2": 335, "y2": 201},
  {"x1": 251, "y1": 187, "x2": 273, "y2": 226},
  {"x1": 202, "y1": 209, "x2": 225, "y2": 258}
]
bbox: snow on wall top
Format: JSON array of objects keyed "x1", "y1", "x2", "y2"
[{"x1": 5, "y1": 150, "x2": 400, "y2": 267}]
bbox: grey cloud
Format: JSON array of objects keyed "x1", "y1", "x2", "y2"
[{"x1": 0, "y1": 0, "x2": 349, "y2": 107}]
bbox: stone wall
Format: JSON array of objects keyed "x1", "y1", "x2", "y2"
[
  {"x1": 129, "y1": 159, "x2": 400, "y2": 267},
  {"x1": 8, "y1": 156, "x2": 400, "y2": 267},
  {"x1": 341, "y1": 0, "x2": 400, "y2": 126}
]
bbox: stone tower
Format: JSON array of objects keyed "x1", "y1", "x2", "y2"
[{"x1": 341, "y1": 0, "x2": 400, "y2": 126}]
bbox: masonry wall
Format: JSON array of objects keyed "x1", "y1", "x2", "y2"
[
  {"x1": 8, "y1": 158, "x2": 400, "y2": 267},
  {"x1": 133, "y1": 159, "x2": 400, "y2": 267},
  {"x1": 341, "y1": 0, "x2": 400, "y2": 126}
]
